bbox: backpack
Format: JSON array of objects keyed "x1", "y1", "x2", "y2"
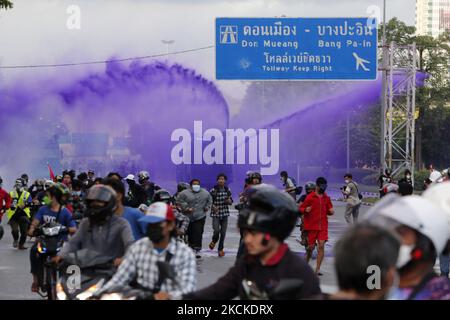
[{"x1": 289, "y1": 177, "x2": 303, "y2": 195}]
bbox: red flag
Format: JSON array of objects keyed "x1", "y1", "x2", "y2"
[{"x1": 48, "y1": 163, "x2": 56, "y2": 182}]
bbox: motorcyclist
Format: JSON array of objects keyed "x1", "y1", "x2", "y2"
[
  {"x1": 378, "y1": 168, "x2": 393, "y2": 198},
  {"x1": 53, "y1": 185, "x2": 134, "y2": 268},
  {"x1": 398, "y1": 169, "x2": 414, "y2": 196},
  {"x1": 153, "y1": 189, "x2": 189, "y2": 241},
  {"x1": 0, "y1": 176, "x2": 12, "y2": 241},
  {"x1": 364, "y1": 194, "x2": 450, "y2": 299},
  {"x1": 137, "y1": 170, "x2": 161, "y2": 205},
  {"x1": 183, "y1": 184, "x2": 321, "y2": 300},
  {"x1": 7, "y1": 178, "x2": 32, "y2": 249},
  {"x1": 94, "y1": 202, "x2": 196, "y2": 300},
  {"x1": 28, "y1": 183, "x2": 77, "y2": 293},
  {"x1": 29, "y1": 179, "x2": 46, "y2": 221},
  {"x1": 422, "y1": 183, "x2": 450, "y2": 279},
  {"x1": 69, "y1": 179, "x2": 86, "y2": 224}
]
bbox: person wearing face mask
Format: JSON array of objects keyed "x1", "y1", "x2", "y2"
[
  {"x1": 330, "y1": 223, "x2": 401, "y2": 300},
  {"x1": 0, "y1": 176, "x2": 12, "y2": 241},
  {"x1": 299, "y1": 177, "x2": 334, "y2": 276},
  {"x1": 183, "y1": 185, "x2": 321, "y2": 300},
  {"x1": 341, "y1": 173, "x2": 362, "y2": 224},
  {"x1": 423, "y1": 183, "x2": 450, "y2": 279},
  {"x1": 94, "y1": 202, "x2": 196, "y2": 300},
  {"x1": 176, "y1": 179, "x2": 212, "y2": 259},
  {"x1": 7, "y1": 178, "x2": 33, "y2": 249},
  {"x1": 53, "y1": 184, "x2": 133, "y2": 268},
  {"x1": 364, "y1": 194, "x2": 450, "y2": 300},
  {"x1": 28, "y1": 183, "x2": 77, "y2": 292},
  {"x1": 398, "y1": 169, "x2": 414, "y2": 196}
]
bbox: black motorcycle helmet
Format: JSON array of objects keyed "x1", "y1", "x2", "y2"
[
  {"x1": 305, "y1": 181, "x2": 316, "y2": 193},
  {"x1": 153, "y1": 189, "x2": 173, "y2": 204},
  {"x1": 177, "y1": 182, "x2": 190, "y2": 194},
  {"x1": 385, "y1": 168, "x2": 392, "y2": 176},
  {"x1": 84, "y1": 185, "x2": 117, "y2": 225},
  {"x1": 238, "y1": 184, "x2": 298, "y2": 242},
  {"x1": 0, "y1": 176, "x2": 3, "y2": 186}
]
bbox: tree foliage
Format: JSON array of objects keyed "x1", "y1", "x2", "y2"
[{"x1": 0, "y1": 0, "x2": 13, "y2": 10}]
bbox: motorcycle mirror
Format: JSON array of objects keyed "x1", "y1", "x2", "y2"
[{"x1": 269, "y1": 279, "x2": 304, "y2": 300}]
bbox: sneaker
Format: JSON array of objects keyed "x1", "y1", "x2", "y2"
[
  {"x1": 218, "y1": 250, "x2": 225, "y2": 257},
  {"x1": 13, "y1": 240, "x2": 18, "y2": 248},
  {"x1": 195, "y1": 251, "x2": 202, "y2": 259},
  {"x1": 209, "y1": 241, "x2": 216, "y2": 250}
]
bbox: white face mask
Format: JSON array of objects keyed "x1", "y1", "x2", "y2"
[
  {"x1": 386, "y1": 270, "x2": 401, "y2": 300},
  {"x1": 406, "y1": 175, "x2": 411, "y2": 179},
  {"x1": 192, "y1": 185, "x2": 201, "y2": 193},
  {"x1": 344, "y1": 179, "x2": 350, "y2": 184},
  {"x1": 396, "y1": 244, "x2": 414, "y2": 268}
]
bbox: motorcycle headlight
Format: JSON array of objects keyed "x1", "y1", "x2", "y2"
[
  {"x1": 56, "y1": 283, "x2": 67, "y2": 300},
  {"x1": 37, "y1": 242, "x2": 46, "y2": 254},
  {"x1": 76, "y1": 283, "x2": 100, "y2": 300},
  {"x1": 43, "y1": 226, "x2": 61, "y2": 236}
]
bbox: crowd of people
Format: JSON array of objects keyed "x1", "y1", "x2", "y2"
[{"x1": 0, "y1": 165, "x2": 449, "y2": 300}]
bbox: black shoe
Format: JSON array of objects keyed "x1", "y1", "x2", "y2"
[
  {"x1": 195, "y1": 251, "x2": 202, "y2": 259},
  {"x1": 13, "y1": 240, "x2": 18, "y2": 248},
  {"x1": 18, "y1": 245, "x2": 28, "y2": 250}
]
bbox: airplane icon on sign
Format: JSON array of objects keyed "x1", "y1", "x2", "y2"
[{"x1": 352, "y1": 52, "x2": 370, "y2": 71}]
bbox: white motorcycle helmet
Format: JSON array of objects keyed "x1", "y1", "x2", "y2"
[
  {"x1": 365, "y1": 194, "x2": 449, "y2": 261},
  {"x1": 422, "y1": 183, "x2": 450, "y2": 245},
  {"x1": 429, "y1": 170, "x2": 443, "y2": 184}
]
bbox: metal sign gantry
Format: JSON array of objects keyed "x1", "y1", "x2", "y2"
[{"x1": 380, "y1": 42, "x2": 418, "y2": 183}]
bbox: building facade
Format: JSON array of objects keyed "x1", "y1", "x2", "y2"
[{"x1": 416, "y1": 0, "x2": 450, "y2": 37}]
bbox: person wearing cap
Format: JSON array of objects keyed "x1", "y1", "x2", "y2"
[
  {"x1": 183, "y1": 184, "x2": 321, "y2": 300},
  {"x1": 94, "y1": 202, "x2": 196, "y2": 300},
  {"x1": 423, "y1": 183, "x2": 450, "y2": 279},
  {"x1": 124, "y1": 174, "x2": 146, "y2": 208},
  {"x1": 364, "y1": 194, "x2": 450, "y2": 300}
]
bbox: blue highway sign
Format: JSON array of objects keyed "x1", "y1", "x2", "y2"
[{"x1": 216, "y1": 17, "x2": 378, "y2": 80}]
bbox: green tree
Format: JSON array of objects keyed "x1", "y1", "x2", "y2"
[
  {"x1": 0, "y1": 0, "x2": 13, "y2": 9},
  {"x1": 379, "y1": 18, "x2": 450, "y2": 169}
]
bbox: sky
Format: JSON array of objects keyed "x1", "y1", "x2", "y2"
[{"x1": 0, "y1": 0, "x2": 416, "y2": 109}]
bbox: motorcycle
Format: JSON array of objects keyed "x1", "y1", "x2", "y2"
[
  {"x1": 56, "y1": 249, "x2": 116, "y2": 300},
  {"x1": 34, "y1": 222, "x2": 67, "y2": 300},
  {"x1": 242, "y1": 278, "x2": 304, "y2": 300},
  {"x1": 96, "y1": 261, "x2": 178, "y2": 300}
]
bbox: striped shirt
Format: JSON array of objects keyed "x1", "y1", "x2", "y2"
[{"x1": 96, "y1": 237, "x2": 196, "y2": 299}]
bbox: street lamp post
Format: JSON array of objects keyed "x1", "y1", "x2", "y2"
[{"x1": 161, "y1": 40, "x2": 175, "y2": 57}]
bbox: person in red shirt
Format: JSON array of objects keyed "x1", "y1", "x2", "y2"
[
  {"x1": 299, "y1": 177, "x2": 334, "y2": 276},
  {"x1": 0, "y1": 176, "x2": 12, "y2": 240}
]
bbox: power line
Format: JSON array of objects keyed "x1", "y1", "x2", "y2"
[{"x1": 0, "y1": 45, "x2": 214, "y2": 69}]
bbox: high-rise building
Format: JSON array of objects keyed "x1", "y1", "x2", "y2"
[{"x1": 416, "y1": 0, "x2": 450, "y2": 37}]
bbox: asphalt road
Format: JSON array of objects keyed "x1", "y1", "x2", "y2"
[{"x1": 0, "y1": 201, "x2": 369, "y2": 300}]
